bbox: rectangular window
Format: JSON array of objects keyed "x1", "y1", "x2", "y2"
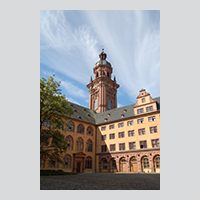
[
  {"x1": 101, "y1": 145, "x2": 107, "y2": 152},
  {"x1": 127, "y1": 120, "x2": 133, "y2": 126},
  {"x1": 101, "y1": 134, "x2": 106, "y2": 141},
  {"x1": 137, "y1": 108, "x2": 144, "y2": 114},
  {"x1": 150, "y1": 126, "x2": 158, "y2": 133},
  {"x1": 146, "y1": 106, "x2": 153, "y2": 112},
  {"x1": 118, "y1": 122, "x2": 124, "y2": 128},
  {"x1": 118, "y1": 132, "x2": 125, "y2": 138},
  {"x1": 140, "y1": 140, "x2": 147, "y2": 149},
  {"x1": 119, "y1": 143, "x2": 125, "y2": 150},
  {"x1": 148, "y1": 116, "x2": 156, "y2": 122},
  {"x1": 110, "y1": 144, "x2": 116, "y2": 151},
  {"x1": 109, "y1": 133, "x2": 115, "y2": 139},
  {"x1": 109, "y1": 124, "x2": 115, "y2": 129},
  {"x1": 129, "y1": 142, "x2": 136, "y2": 150},
  {"x1": 137, "y1": 118, "x2": 144, "y2": 124},
  {"x1": 101, "y1": 126, "x2": 106, "y2": 131},
  {"x1": 128, "y1": 130, "x2": 135, "y2": 137},
  {"x1": 94, "y1": 98, "x2": 98, "y2": 110},
  {"x1": 138, "y1": 128, "x2": 146, "y2": 135},
  {"x1": 151, "y1": 139, "x2": 160, "y2": 147},
  {"x1": 108, "y1": 99, "x2": 112, "y2": 110},
  {"x1": 142, "y1": 98, "x2": 146, "y2": 103}
]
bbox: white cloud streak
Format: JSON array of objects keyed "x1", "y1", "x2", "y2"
[
  {"x1": 83, "y1": 10, "x2": 160, "y2": 100},
  {"x1": 40, "y1": 10, "x2": 160, "y2": 105}
]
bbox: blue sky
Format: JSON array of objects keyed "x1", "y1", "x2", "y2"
[{"x1": 40, "y1": 10, "x2": 160, "y2": 108}]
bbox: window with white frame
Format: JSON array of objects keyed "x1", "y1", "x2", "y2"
[
  {"x1": 148, "y1": 116, "x2": 156, "y2": 122},
  {"x1": 137, "y1": 118, "x2": 144, "y2": 124},
  {"x1": 138, "y1": 128, "x2": 146, "y2": 135},
  {"x1": 150, "y1": 126, "x2": 158, "y2": 133},
  {"x1": 127, "y1": 120, "x2": 133, "y2": 126}
]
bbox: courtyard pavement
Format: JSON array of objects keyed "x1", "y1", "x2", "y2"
[{"x1": 40, "y1": 173, "x2": 160, "y2": 190}]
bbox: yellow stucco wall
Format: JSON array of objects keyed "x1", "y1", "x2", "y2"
[
  {"x1": 41, "y1": 117, "x2": 96, "y2": 172},
  {"x1": 96, "y1": 112, "x2": 160, "y2": 153}
]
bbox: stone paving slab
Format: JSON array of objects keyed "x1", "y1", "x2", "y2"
[{"x1": 40, "y1": 173, "x2": 160, "y2": 190}]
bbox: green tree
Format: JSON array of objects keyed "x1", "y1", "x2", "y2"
[{"x1": 40, "y1": 74, "x2": 73, "y2": 166}]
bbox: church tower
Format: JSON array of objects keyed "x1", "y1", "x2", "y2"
[{"x1": 87, "y1": 49, "x2": 120, "y2": 113}]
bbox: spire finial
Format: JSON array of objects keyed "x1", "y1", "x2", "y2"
[{"x1": 99, "y1": 46, "x2": 107, "y2": 60}]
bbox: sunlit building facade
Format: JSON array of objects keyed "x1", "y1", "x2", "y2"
[{"x1": 40, "y1": 50, "x2": 160, "y2": 173}]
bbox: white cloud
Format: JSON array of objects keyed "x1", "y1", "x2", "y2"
[
  {"x1": 84, "y1": 10, "x2": 160, "y2": 100},
  {"x1": 61, "y1": 80, "x2": 88, "y2": 99},
  {"x1": 40, "y1": 10, "x2": 160, "y2": 106},
  {"x1": 40, "y1": 10, "x2": 99, "y2": 85},
  {"x1": 117, "y1": 103, "x2": 124, "y2": 108}
]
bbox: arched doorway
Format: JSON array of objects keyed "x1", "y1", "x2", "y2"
[
  {"x1": 110, "y1": 158, "x2": 117, "y2": 173},
  {"x1": 119, "y1": 157, "x2": 127, "y2": 172},
  {"x1": 130, "y1": 156, "x2": 138, "y2": 172},
  {"x1": 101, "y1": 158, "x2": 108, "y2": 173}
]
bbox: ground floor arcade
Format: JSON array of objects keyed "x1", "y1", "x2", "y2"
[{"x1": 97, "y1": 148, "x2": 160, "y2": 173}]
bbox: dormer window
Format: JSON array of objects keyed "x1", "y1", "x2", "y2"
[
  {"x1": 107, "y1": 113, "x2": 110, "y2": 117},
  {"x1": 123, "y1": 109, "x2": 127, "y2": 113},
  {"x1": 137, "y1": 108, "x2": 144, "y2": 114},
  {"x1": 121, "y1": 114, "x2": 124, "y2": 118},
  {"x1": 104, "y1": 118, "x2": 108, "y2": 122},
  {"x1": 146, "y1": 106, "x2": 153, "y2": 112},
  {"x1": 142, "y1": 98, "x2": 145, "y2": 103}
]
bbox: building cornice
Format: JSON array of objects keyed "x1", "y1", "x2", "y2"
[{"x1": 95, "y1": 147, "x2": 160, "y2": 155}]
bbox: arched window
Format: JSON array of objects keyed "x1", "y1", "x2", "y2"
[
  {"x1": 65, "y1": 135, "x2": 73, "y2": 150},
  {"x1": 54, "y1": 123, "x2": 63, "y2": 130},
  {"x1": 77, "y1": 124, "x2": 84, "y2": 134},
  {"x1": 142, "y1": 157, "x2": 149, "y2": 168},
  {"x1": 96, "y1": 72, "x2": 98, "y2": 78},
  {"x1": 87, "y1": 126, "x2": 93, "y2": 136},
  {"x1": 66, "y1": 121, "x2": 74, "y2": 132},
  {"x1": 107, "y1": 72, "x2": 109, "y2": 77},
  {"x1": 102, "y1": 159, "x2": 107, "y2": 169},
  {"x1": 85, "y1": 156, "x2": 92, "y2": 169},
  {"x1": 94, "y1": 99, "x2": 98, "y2": 110},
  {"x1": 76, "y1": 137, "x2": 83, "y2": 151},
  {"x1": 86, "y1": 139, "x2": 93, "y2": 152},
  {"x1": 108, "y1": 98, "x2": 112, "y2": 110},
  {"x1": 62, "y1": 154, "x2": 72, "y2": 169},
  {"x1": 154, "y1": 156, "x2": 160, "y2": 169}
]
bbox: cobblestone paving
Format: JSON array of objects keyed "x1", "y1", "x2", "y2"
[{"x1": 40, "y1": 173, "x2": 160, "y2": 190}]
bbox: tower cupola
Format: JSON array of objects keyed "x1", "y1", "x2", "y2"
[{"x1": 87, "y1": 49, "x2": 120, "y2": 113}]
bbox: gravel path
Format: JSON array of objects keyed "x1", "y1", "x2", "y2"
[{"x1": 40, "y1": 173, "x2": 160, "y2": 190}]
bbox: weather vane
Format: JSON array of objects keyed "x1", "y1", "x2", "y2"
[{"x1": 102, "y1": 45, "x2": 104, "y2": 52}]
